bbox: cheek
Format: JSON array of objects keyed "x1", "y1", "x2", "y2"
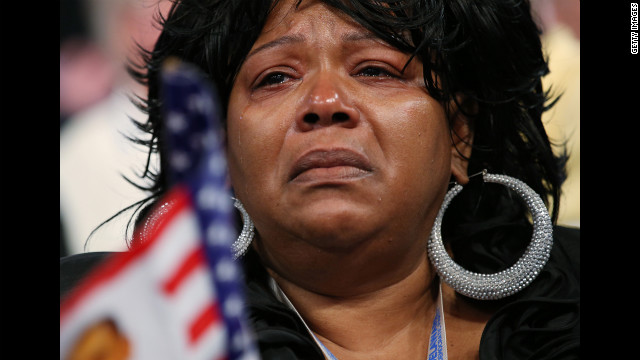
[
  {"x1": 375, "y1": 96, "x2": 451, "y2": 173},
  {"x1": 226, "y1": 93, "x2": 287, "y2": 198},
  {"x1": 383, "y1": 97, "x2": 452, "y2": 211}
]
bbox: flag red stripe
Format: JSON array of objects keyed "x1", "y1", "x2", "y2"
[
  {"x1": 60, "y1": 185, "x2": 191, "y2": 323},
  {"x1": 189, "y1": 302, "x2": 220, "y2": 345},
  {"x1": 162, "y1": 246, "x2": 205, "y2": 295}
]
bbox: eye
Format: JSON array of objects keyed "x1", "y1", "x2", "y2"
[
  {"x1": 356, "y1": 66, "x2": 394, "y2": 78},
  {"x1": 353, "y1": 62, "x2": 402, "y2": 80},
  {"x1": 254, "y1": 71, "x2": 293, "y2": 89}
]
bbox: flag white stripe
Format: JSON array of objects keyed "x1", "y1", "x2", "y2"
[{"x1": 145, "y1": 207, "x2": 201, "y2": 282}]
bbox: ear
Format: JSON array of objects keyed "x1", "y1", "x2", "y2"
[{"x1": 448, "y1": 96, "x2": 475, "y2": 185}]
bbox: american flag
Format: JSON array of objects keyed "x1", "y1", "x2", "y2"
[{"x1": 60, "y1": 60, "x2": 259, "y2": 360}]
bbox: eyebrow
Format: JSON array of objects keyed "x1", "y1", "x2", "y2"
[
  {"x1": 245, "y1": 31, "x2": 389, "y2": 61},
  {"x1": 340, "y1": 31, "x2": 381, "y2": 43},
  {"x1": 246, "y1": 34, "x2": 306, "y2": 60}
]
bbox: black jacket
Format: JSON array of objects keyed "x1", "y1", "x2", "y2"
[{"x1": 60, "y1": 226, "x2": 579, "y2": 359}]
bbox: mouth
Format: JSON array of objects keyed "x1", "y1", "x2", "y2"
[{"x1": 289, "y1": 149, "x2": 373, "y2": 184}]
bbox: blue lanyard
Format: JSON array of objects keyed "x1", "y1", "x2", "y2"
[
  {"x1": 269, "y1": 278, "x2": 448, "y2": 360},
  {"x1": 311, "y1": 334, "x2": 340, "y2": 360},
  {"x1": 427, "y1": 281, "x2": 447, "y2": 359}
]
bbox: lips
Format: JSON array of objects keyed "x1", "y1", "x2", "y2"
[{"x1": 289, "y1": 149, "x2": 373, "y2": 183}]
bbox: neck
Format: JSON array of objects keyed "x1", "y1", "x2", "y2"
[{"x1": 268, "y1": 253, "x2": 440, "y2": 359}]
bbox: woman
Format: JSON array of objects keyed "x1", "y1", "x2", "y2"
[{"x1": 122, "y1": 0, "x2": 578, "y2": 358}]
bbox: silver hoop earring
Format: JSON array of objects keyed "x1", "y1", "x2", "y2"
[
  {"x1": 427, "y1": 170, "x2": 553, "y2": 300},
  {"x1": 232, "y1": 198, "x2": 255, "y2": 259}
]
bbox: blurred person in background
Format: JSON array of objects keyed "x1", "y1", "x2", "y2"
[
  {"x1": 60, "y1": 0, "x2": 115, "y2": 126},
  {"x1": 531, "y1": 0, "x2": 580, "y2": 228},
  {"x1": 60, "y1": 0, "x2": 170, "y2": 256}
]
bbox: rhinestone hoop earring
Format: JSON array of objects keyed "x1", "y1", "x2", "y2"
[
  {"x1": 427, "y1": 170, "x2": 553, "y2": 300},
  {"x1": 232, "y1": 198, "x2": 255, "y2": 259}
]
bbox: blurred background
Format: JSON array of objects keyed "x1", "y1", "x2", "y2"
[
  {"x1": 531, "y1": 0, "x2": 580, "y2": 229},
  {"x1": 59, "y1": 0, "x2": 579, "y2": 257},
  {"x1": 60, "y1": 0, "x2": 170, "y2": 257}
]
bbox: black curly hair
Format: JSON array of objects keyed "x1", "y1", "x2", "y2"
[{"x1": 123, "y1": 0, "x2": 566, "y2": 270}]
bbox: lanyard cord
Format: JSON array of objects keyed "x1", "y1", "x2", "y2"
[
  {"x1": 428, "y1": 280, "x2": 447, "y2": 360},
  {"x1": 268, "y1": 277, "x2": 448, "y2": 360}
]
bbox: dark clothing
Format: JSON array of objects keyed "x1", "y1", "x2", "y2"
[{"x1": 60, "y1": 226, "x2": 580, "y2": 359}]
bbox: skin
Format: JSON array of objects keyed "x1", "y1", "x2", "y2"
[{"x1": 226, "y1": 0, "x2": 482, "y2": 358}]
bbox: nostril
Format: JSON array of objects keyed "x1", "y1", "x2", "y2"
[
  {"x1": 304, "y1": 113, "x2": 320, "y2": 123},
  {"x1": 332, "y1": 112, "x2": 349, "y2": 122}
]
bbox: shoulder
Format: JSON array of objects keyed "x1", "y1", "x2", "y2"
[
  {"x1": 479, "y1": 225, "x2": 580, "y2": 359},
  {"x1": 241, "y1": 249, "x2": 326, "y2": 360},
  {"x1": 550, "y1": 225, "x2": 580, "y2": 282},
  {"x1": 60, "y1": 252, "x2": 115, "y2": 300}
]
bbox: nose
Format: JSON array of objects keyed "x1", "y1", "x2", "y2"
[{"x1": 296, "y1": 72, "x2": 360, "y2": 131}]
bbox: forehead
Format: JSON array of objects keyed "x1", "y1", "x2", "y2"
[{"x1": 257, "y1": 0, "x2": 372, "y2": 44}]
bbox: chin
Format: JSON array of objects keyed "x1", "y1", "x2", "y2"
[{"x1": 292, "y1": 204, "x2": 383, "y2": 249}]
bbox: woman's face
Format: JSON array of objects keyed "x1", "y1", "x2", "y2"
[{"x1": 227, "y1": 0, "x2": 470, "y2": 279}]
